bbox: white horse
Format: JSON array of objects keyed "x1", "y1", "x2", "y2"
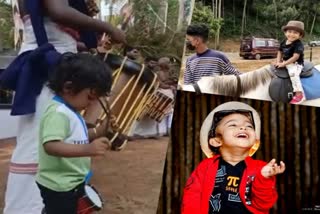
[{"x1": 181, "y1": 64, "x2": 320, "y2": 107}]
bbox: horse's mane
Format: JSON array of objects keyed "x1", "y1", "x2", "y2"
[{"x1": 204, "y1": 65, "x2": 274, "y2": 96}]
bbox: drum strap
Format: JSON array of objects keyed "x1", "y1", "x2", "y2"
[
  {"x1": 97, "y1": 98, "x2": 111, "y2": 134},
  {"x1": 192, "y1": 83, "x2": 201, "y2": 95}
]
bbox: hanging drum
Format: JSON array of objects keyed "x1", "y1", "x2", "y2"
[{"x1": 82, "y1": 53, "x2": 159, "y2": 149}]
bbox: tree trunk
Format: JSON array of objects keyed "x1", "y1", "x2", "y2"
[
  {"x1": 177, "y1": 0, "x2": 184, "y2": 30},
  {"x1": 241, "y1": 0, "x2": 247, "y2": 39},
  {"x1": 233, "y1": 0, "x2": 235, "y2": 28},
  {"x1": 187, "y1": 0, "x2": 195, "y2": 24},
  {"x1": 158, "y1": 0, "x2": 168, "y2": 33},
  {"x1": 215, "y1": 0, "x2": 218, "y2": 18},
  {"x1": 108, "y1": 0, "x2": 115, "y2": 22},
  {"x1": 273, "y1": 0, "x2": 278, "y2": 39},
  {"x1": 0, "y1": 37, "x2": 3, "y2": 52},
  {"x1": 309, "y1": 13, "x2": 317, "y2": 37},
  {"x1": 215, "y1": 0, "x2": 221, "y2": 49}
]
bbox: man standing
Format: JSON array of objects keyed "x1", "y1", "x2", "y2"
[{"x1": 183, "y1": 24, "x2": 240, "y2": 85}]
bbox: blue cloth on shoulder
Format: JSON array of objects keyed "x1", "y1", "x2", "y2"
[
  {"x1": 0, "y1": 44, "x2": 61, "y2": 115},
  {"x1": 0, "y1": 0, "x2": 98, "y2": 115}
]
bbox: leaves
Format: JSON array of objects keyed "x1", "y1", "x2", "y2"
[
  {"x1": 191, "y1": 2, "x2": 223, "y2": 40},
  {"x1": 217, "y1": 0, "x2": 320, "y2": 39},
  {"x1": 0, "y1": 1, "x2": 14, "y2": 50}
]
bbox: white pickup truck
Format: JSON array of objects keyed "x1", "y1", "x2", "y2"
[{"x1": 309, "y1": 40, "x2": 320, "y2": 47}]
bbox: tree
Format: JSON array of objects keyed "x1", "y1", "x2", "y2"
[
  {"x1": 191, "y1": 2, "x2": 222, "y2": 48},
  {"x1": 0, "y1": 0, "x2": 14, "y2": 51},
  {"x1": 177, "y1": 0, "x2": 184, "y2": 30},
  {"x1": 123, "y1": 0, "x2": 186, "y2": 64},
  {"x1": 240, "y1": 0, "x2": 247, "y2": 39}
]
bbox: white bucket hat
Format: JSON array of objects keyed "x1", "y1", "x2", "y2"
[{"x1": 200, "y1": 101, "x2": 261, "y2": 158}]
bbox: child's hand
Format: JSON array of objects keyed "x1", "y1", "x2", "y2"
[
  {"x1": 88, "y1": 137, "x2": 110, "y2": 156},
  {"x1": 275, "y1": 62, "x2": 286, "y2": 68},
  {"x1": 261, "y1": 159, "x2": 285, "y2": 178},
  {"x1": 97, "y1": 35, "x2": 112, "y2": 52}
]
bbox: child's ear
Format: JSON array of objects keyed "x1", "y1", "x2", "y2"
[
  {"x1": 209, "y1": 137, "x2": 222, "y2": 148},
  {"x1": 62, "y1": 81, "x2": 73, "y2": 94}
]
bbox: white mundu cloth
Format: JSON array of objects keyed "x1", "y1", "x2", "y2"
[{"x1": 4, "y1": 17, "x2": 77, "y2": 214}]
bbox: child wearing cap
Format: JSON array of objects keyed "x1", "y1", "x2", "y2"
[
  {"x1": 276, "y1": 20, "x2": 305, "y2": 104},
  {"x1": 181, "y1": 101, "x2": 285, "y2": 214}
]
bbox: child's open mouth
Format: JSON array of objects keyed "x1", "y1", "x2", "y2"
[{"x1": 236, "y1": 133, "x2": 248, "y2": 138}]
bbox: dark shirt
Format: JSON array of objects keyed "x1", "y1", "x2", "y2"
[
  {"x1": 279, "y1": 39, "x2": 304, "y2": 65},
  {"x1": 208, "y1": 158, "x2": 251, "y2": 214}
]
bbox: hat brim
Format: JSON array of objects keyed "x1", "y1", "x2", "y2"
[
  {"x1": 282, "y1": 26, "x2": 305, "y2": 37},
  {"x1": 200, "y1": 101, "x2": 261, "y2": 158}
]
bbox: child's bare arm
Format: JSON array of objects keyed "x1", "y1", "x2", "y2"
[
  {"x1": 43, "y1": 137, "x2": 110, "y2": 157},
  {"x1": 42, "y1": 0, "x2": 126, "y2": 44},
  {"x1": 277, "y1": 53, "x2": 300, "y2": 68},
  {"x1": 276, "y1": 51, "x2": 282, "y2": 64},
  {"x1": 87, "y1": 115, "x2": 112, "y2": 141}
]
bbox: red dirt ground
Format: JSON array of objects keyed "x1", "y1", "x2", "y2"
[{"x1": 0, "y1": 137, "x2": 169, "y2": 214}]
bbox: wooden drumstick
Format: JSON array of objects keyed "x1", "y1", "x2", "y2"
[
  {"x1": 98, "y1": 33, "x2": 113, "y2": 61},
  {"x1": 101, "y1": 33, "x2": 106, "y2": 41}
]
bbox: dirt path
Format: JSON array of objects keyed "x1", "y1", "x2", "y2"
[{"x1": 0, "y1": 137, "x2": 169, "y2": 214}]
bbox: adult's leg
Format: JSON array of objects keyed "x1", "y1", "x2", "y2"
[
  {"x1": 4, "y1": 174, "x2": 43, "y2": 214},
  {"x1": 4, "y1": 86, "x2": 53, "y2": 214}
]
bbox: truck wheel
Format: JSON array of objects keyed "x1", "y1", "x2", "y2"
[{"x1": 255, "y1": 54, "x2": 261, "y2": 60}]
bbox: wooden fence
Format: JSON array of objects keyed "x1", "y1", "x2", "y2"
[{"x1": 157, "y1": 90, "x2": 320, "y2": 214}]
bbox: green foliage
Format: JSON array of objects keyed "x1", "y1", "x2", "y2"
[
  {"x1": 191, "y1": 3, "x2": 223, "y2": 40},
  {"x1": 0, "y1": 1, "x2": 14, "y2": 50},
  {"x1": 210, "y1": 0, "x2": 320, "y2": 40},
  {"x1": 125, "y1": 0, "x2": 185, "y2": 60},
  {"x1": 119, "y1": 0, "x2": 187, "y2": 80}
]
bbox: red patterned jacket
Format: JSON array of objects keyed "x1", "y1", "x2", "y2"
[{"x1": 181, "y1": 155, "x2": 278, "y2": 214}]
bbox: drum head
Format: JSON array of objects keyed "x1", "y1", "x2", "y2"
[
  {"x1": 84, "y1": 185, "x2": 103, "y2": 210},
  {"x1": 97, "y1": 53, "x2": 157, "y2": 85}
]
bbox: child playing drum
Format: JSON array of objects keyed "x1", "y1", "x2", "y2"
[
  {"x1": 181, "y1": 101, "x2": 285, "y2": 214},
  {"x1": 35, "y1": 53, "x2": 111, "y2": 214}
]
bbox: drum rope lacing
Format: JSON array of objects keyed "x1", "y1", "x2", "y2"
[{"x1": 89, "y1": 46, "x2": 159, "y2": 140}]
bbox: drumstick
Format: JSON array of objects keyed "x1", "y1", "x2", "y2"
[
  {"x1": 99, "y1": 33, "x2": 114, "y2": 61},
  {"x1": 97, "y1": 98, "x2": 111, "y2": 140},
  {"x1": 101, "y1": 33, "x2": 106, "y2": 41}
]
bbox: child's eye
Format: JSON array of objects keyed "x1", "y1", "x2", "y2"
[
  {"x1": 228, "y1": 124, "x2": 237, "y2": 127},
  {"x1": 246, "y1": 125, "x2": 254, "y2": 129}
]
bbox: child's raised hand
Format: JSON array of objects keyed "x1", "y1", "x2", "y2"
[
  {"x1": 261, "y1": 159, "x2": 285, "y2": 178},
  {"x1": 88, "y1": 137, "x2": 111, "y2": 156}
]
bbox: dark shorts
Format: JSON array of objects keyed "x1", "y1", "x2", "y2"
[{"x1": 37, "y1": 182, "x2": 85, "y2": 214}]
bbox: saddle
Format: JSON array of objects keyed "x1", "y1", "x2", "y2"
[{"x1": 268, "y1": 62, "x2": 314, "y2": 103}]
